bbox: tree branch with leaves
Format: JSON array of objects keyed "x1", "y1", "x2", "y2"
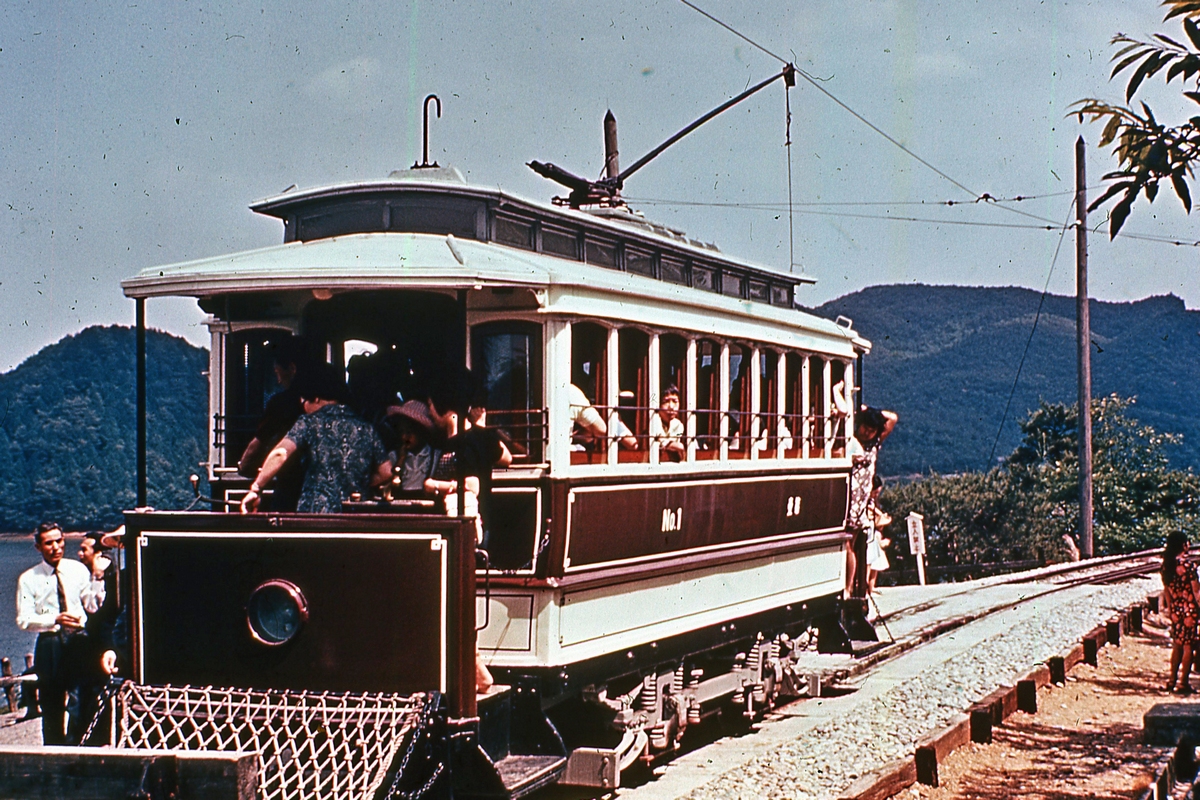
[{"x1": 1072, "y1": 1, "x2": 1200, "y2": 237}]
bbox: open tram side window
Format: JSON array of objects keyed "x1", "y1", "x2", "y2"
[
  {"x1": 726, "y1": 344, "x2": 752, "y2": 459},
  {"x1": 783, "y1": 352, "x2": 806, "y2": 459},
  {"x1": 809, "y1": 356, "x2": 829, "y2": 458},
  {"x1": 658, "y1": 333, "x2": 688, "y2": 463},
  {"x1": 571, "y1": 322, "x2": 609, "y2": 465},
  {"x1": 471, "y1": 321, "x2": 545, "y2": 464},
  {"x1": 759, "y1": 349, "x2": 782, "y2": 457},
  {"x1": 618, "y1": 328, "x2": 650, "y2": 463},
  {"x1": 830, "y1": 360, "x2": 849, "y2": 457},
  {"x1": 694, "y1": 339, "x2": 720, "y2": 460}
]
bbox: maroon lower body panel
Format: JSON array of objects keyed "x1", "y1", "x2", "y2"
[{"x1": 564, "y1": 473, "x2": 847, "y2": 569}]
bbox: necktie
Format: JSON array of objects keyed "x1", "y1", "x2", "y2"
[{"x1": 55, "y1": 566, "x2": 69, "y2": 618}]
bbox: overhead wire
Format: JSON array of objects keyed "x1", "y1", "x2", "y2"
[
  {"x1": 625, "y1": 193, "x2": 1198, "y2": 244},
  {"x1": 673, "y1": 1, "x2": 1113, "y2": 232},
  {"x1": 986, "y1": 197, "x2": 1078, "y2": 467}
]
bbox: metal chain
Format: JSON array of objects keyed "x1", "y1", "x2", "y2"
[
  {"x1": 80, "y1": 676, "x2": 127, "y2": 745},
  {"x1": 383, "y1": 692, "x2": 443, "y2": 800}
]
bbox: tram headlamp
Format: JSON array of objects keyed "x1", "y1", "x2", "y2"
[{"x1": 246, "y1": 580, "x2": 309, "y2": 646}]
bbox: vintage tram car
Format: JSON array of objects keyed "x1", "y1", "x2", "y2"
[{"x1": 115, "y1": 159, "x2": 874, "y2": 799}]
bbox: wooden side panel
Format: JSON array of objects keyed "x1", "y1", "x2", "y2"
[{"x1": 565, "y1": 474, "x2": 847, "y2": 569}]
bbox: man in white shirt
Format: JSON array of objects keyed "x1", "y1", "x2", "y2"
[{"x1": 16, "y1": 522, "x2": 94, "y2": 745}]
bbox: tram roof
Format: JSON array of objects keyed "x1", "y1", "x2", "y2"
[{"x1": 121, "y1": 171, "x2": 869, "y2": 353}]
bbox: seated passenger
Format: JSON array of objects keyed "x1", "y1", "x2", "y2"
[
  {"x1": 569, "y1": 383, "x2": 607, "y2": 450},
  {"x1": 569, "y1": 383, "x2": 638, "y2": 453},
  {"x1": 241, "y1": 363, "x2": 394, "y2": 514},
  {"x1": 648, "y1": 385, "x2": 685, "y2": 462},
  {"x1": 383, "y1": 400, "x2": 438, "y2": 491}
]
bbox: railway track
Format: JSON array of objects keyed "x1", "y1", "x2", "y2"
[{"x1": 586, "y1": 553, "x2": 1162, "y2": 800}]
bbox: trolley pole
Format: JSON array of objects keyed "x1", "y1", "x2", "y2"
[{"x1": 1075, "y1": 137, "x2": 1094, "y2": 558}]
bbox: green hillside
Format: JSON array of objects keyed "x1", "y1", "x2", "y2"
[
  {"x1": 0, "y1": 326, "x2": 208, "y2": 531},
  {"x1": 814, "y1": 285, "x2": 1200, "y2": 477}
]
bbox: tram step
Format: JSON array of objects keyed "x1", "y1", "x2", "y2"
[{"x1": 493, "y1": 754, "x2": 567, "y2": 798}]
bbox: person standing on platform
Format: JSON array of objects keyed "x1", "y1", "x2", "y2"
[
  {"x1": 1162, "y1": 531, "x2": 1200, "y2": 694},
  {"x1": 15, "y1": 522, "x2": 94, "y2": 744},
  {"x1": 845, "y1": 405, "x2": 898, "y2": 598},
  {"x1": 76, "y1": 531, "x2": 119, "y2": 744}
]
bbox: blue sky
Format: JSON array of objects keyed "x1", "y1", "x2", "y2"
[{"x1": 1, "y1": 0, "x2": 1195, "y2": 370}]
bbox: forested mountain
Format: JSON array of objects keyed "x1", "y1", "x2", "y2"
[
  {"x1": 0, "y1": 285, "x2": 1196, "y2": 529},
  {"x1": 0, "y1": 326, "x2": 207, "y2": 531},
  {"x1": 814, "y1": 285, "x2": 1200, "y2": 477}
]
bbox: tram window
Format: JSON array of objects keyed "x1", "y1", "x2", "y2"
[
  {"x1": 659, "y1": 333, "x2": 688, "y2": 462},
  {"x1": 297, "y1": 201, "x2": 385, "y2": 241},
  {"x1": 759, "y1": 349, "x2": 781, "y2": 455},
  {"x1": 626, "y1": 249, "x2": 656, "y2": 278},
  {"x1": 727, "y1": 345, "x2": 752, "y2": 459},
  {"x1": 691, "y1": 265, "x2": 715, "y2": 292},
  {"x1": 771, "y1": 284, "x2": 792, "y2": 307},
  {"x1": 220, "y1": 329, "x2": 298, "y2": 468},
  {"x1": 571, "y1": 322, "x2": 609, "y2": 465},
  {"x1": 748, "y1": 280, "x2": 770, "y2": 302},
  {"x1": 694, "y1": 339, "x2": 720, "y2": 459},
  {"x1": 494, "y1": 216, "x2": 535, "y2": 250},
  {"x1": 471, "y1": 321, "x2": 544, "y2": 464},
  {"x1": 659, "y1": 334, "x2": 687, "y2": 401},
  {"x1": 387, "y1": 196, "x2": 481, "y2": 240},
  {"x1": 585, "y1": 239, "x2": 618, "y2": 269},
  {"x1": 784, "y1": 352, "x2": 805, "y2": 459},
  {"x1": 721, "y1": 272, "x2": 745, "y2": 299},
  {"x1": 618, "y1": 328, "x2": 650, "y2": 463},
  {"x1": 660, "y1": 257, "x2": 686, "y2": 285},
  {"x1": 830, "y1": 360, "x2": 848, "y2": 457},
  {"x1": 809, "y1": 356, "x2": 828, "y2": 458},
  {"x1": 541, "y1": 226, "x2": 580, "y2": 260}
]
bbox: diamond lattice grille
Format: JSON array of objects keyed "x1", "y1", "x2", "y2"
[{"x1": 115, "y1": 683, "x2": 427, "y2": 800}]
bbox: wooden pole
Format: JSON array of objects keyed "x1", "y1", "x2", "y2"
[{"x1": 1075, "y1": 137, "x2": 1094, "y2": 558}]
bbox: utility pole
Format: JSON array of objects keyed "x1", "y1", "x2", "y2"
[{"x1": 1075, "y1": 136, "x2": 1094, "y2": 558}]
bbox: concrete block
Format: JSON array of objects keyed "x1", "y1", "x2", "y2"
[
  {"x1": 0, "y1": 746, "x2": 256, "y2": 800},
  {"x1": 1145, "y1": 703, "x2": 1200, "y2": 747}
]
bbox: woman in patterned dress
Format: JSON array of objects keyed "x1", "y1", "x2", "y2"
[{"x1": 1162, "y1": 531, "x2": 1200, "y2": 694}]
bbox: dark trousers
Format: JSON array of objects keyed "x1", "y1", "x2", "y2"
[{"x1": 34, "y1": 631, "x2": 82, "y2": 745}]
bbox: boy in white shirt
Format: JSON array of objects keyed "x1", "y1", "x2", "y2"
[{"x1": 649, "y1": 385, "x2": 686, "y2": 462}]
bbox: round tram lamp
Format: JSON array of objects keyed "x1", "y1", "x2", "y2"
[{"x1": 246, "y1": 580, "x2": 309, "y2": 646}]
